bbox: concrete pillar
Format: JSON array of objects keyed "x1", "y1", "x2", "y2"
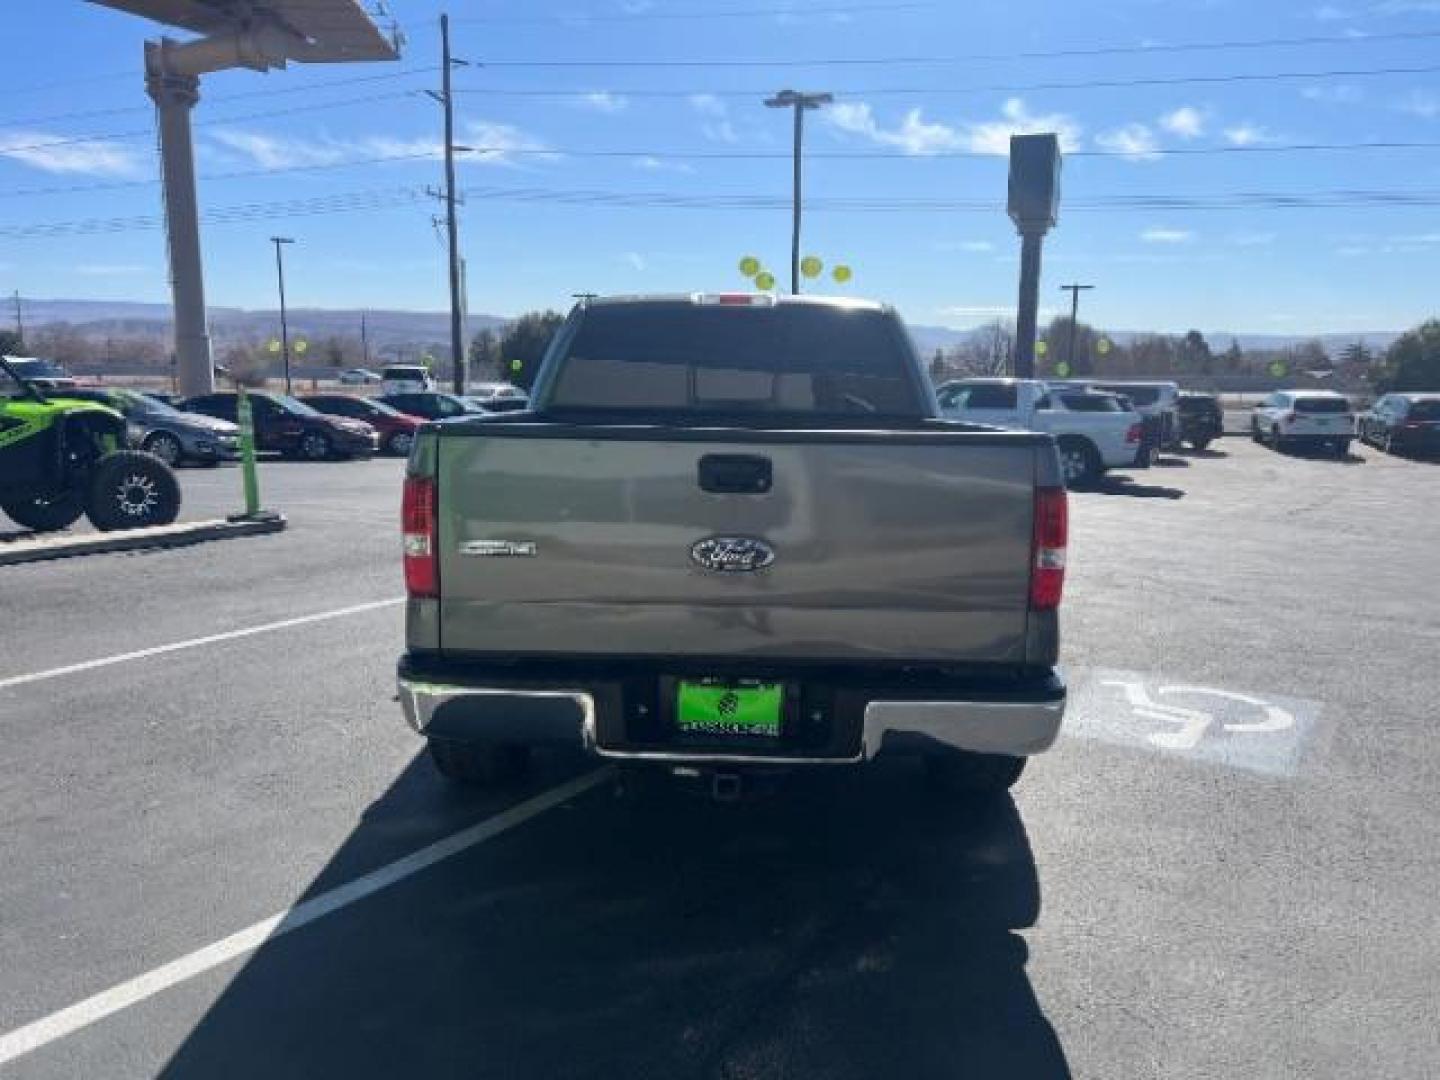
[{"x1": 146, "y1": 56, "x2": 214, "y2": 398}]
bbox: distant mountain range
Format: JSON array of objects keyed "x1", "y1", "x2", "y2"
[{"x1": 11, "y1": 298, "x2": 1403, "y2": 357}]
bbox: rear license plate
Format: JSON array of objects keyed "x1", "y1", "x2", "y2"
[{"x1": 676, "y1": 680, "x2": 783, "y2": 738}]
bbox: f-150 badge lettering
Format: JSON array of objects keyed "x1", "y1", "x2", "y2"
[
  {"x1": 690, "y1": 536, "x2": 775, "y2": 573},
  {"x1": 459, "y1": 540, "x2": 538, "y2": 557}
]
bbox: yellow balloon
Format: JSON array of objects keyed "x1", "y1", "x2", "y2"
[
  {"x1": 800, "y1": 255, "x2": 823, "y2": 279},
  {"x1": 754, "y1": 270, "x2": 776, "y2": 291},
  {"x1": 1055, "y1": 361, "x2": 1072, "y2": 378},
  {"x1": 739, "y1": 256, "x2": 761, "y2": 277},
  {"x1": 832, "y1": 264, "x2": 853, "y2": 283},
  {"x1": 1035, "y1": 340, "x2": 1049, "y2": 356},
  {"x1": 1097, "y1": 337, "x2": 1112, "y2": 355},
  {"x1": 293, "y1": 339, "x2": 308, "y2": 354},
  {"x1": 267, "y1": 339, "x2": 281, "y2": 354}
]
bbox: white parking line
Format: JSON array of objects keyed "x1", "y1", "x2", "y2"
[
  {"x1": 0, "y1": 598, "x2": 405, "y2": 692},
  {"x1": 0, "y1": 768, "x2": 610, "y2": 1066}
]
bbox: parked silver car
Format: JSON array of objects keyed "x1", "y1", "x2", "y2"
[{"x1": 59, "y1": 388, "x2": 240, "y2": 466}]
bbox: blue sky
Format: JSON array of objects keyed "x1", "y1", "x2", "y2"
[{"x1": 3, "y1": 0, "x2": 1440, "y2": 333}]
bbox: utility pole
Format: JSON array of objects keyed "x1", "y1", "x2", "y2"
[
  {"x1": 270, "y1": 236, "x2": 295, "y2": 394},
  {"x1": 425, "y1": 14, "x2": 470, "y2": 395},
  {"x1": 360, "y1": 310, "x2": 370, "y2": 367},
  {"x1": 1059, "y1": 283, "x2": 1095, "y2": 373},
  {"x1": 11, "y1": 290, "x2": 24, "y2": 348},
  {"x1": 764, "y1": 90, "x2": 832, "y2": 294}
]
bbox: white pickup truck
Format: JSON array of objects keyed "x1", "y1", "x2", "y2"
[{"x1": 936, "y1": 377, "x2": 1150, "y2": 486}]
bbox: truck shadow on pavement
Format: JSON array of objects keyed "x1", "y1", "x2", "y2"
[
  {"x1": 161, "y1": 755, "x2": 1069, "y2": 1080},
  {"x1": 1084, "y1": 476, "x2": 1185, "y2": 499}
]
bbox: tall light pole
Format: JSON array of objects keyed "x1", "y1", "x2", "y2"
[
  {"x1": 425, "y1": 14, "x2": 470, "y2": 394},
  {"x1": 270, "y1": 237, "x2": 295, "y2": 395},
  {"x1": 1059, "y1": 283, "x2": 1094, "y2": 373},
  {"x1": 764, "y1": 89, "x2": 832, "y2": 294}
]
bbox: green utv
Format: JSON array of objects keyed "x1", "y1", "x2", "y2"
[{"x1": 0, "y1": 356, "x2": 181, "y2": 533}]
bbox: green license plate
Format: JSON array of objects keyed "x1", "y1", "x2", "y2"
[{"x1": 676, "y1": 681, "x2": 783, "y2": 738}]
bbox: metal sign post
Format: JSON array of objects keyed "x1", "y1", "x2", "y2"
[
  {"x1": 229, "y1": 385, "x2": 282, "y2": 525},
  {"x1": 1007, "y1": 133, "x2": 1063, "y2": 379}
]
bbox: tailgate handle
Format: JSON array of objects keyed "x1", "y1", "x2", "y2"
[{"x1": 699, "y1": 454, "x2": 772, "y2": 494}]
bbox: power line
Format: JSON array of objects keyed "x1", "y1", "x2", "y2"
[
  {"x1": 466, "y1": 29, "x2": 1440, "y2": 67},
  {"x1": 6, "y1": 183, "x2": 1440, "y2": 241},
  {"x1": 455, "y1": 60, "x2": 1440, "y2": 99},
  {"x1": 451, "y1": 1, "x2": 936, "y2": 25}
]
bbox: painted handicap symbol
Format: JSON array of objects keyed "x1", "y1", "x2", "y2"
[{"x1": 1100, "y1": 679, "x2": 1296, "y2": 751}]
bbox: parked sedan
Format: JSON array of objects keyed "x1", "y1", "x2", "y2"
[
  {"x1": 338, "y1": 368, "x2": 382, "y2": 386},
  {"x1": 55, "y1": 387, "x2": 240, "y2": 466},
  {"x1": 184, "y1": 391, "x2": 379, "y2": 460},
  {"x1": 1359, "y1": 393, "x2": 1440, "y2": 457},
  {"x1": 375, "y1": 391, "x2": 481, "y2": 422},
  {"x1": 465, "y1": 381, "x2": 530, "y2": 413},
  {"x1": 302, "y1": 394, "x2": 423, "y2": 456}
]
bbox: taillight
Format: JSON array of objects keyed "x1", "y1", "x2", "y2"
[
  {"x1": 402, "y1": 475, "x2": 438, "y2": 598},
  {"x1": 1029, "y1": 486, "x2": 1068, "y2": 611},
  {"x1": 1125, "y1": 422, "x2": 1142, "y2": 444}
]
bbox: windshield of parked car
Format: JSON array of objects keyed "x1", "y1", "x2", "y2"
[
  {"x1": 1093, "y1": 384, "x2": 1162, "y2": 407},
  {"x1": 1408, "y1": 401, "x2": 1440, "y2": 420},
  {"x1": 548, "y1": 303, "x2": 923, "y2": 418},
  {"x1": 1294, "y1": 397, "x2": 1350, "y2": 413},
  {"x1": 7, "y1": 358, "x2": 68, "y2": 379},
  {"x1": 1060, "y1": 393, "x2": 1126, "y2": 412}
]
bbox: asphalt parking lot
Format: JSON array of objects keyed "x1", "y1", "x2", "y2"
[{"x1": 1, "y1": 437, "x2": 1437, "y2": 1079}]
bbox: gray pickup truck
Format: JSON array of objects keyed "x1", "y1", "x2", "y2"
[{"x1": 398, "y1": 293, "x2": 1068, "y2": 797}]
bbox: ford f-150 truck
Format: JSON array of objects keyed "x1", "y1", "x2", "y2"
[
  {"x1": 397, "y1": 294, "x2": 1068, "y2": 797},
  {"x1": 936, "y1": 376, "x2": 1151, "y2": 486}
]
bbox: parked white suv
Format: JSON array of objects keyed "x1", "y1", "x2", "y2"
[
  {"x1": 937, "y1": 377, "x2": 1149, "y2": 486},
  {"x1": 1252, "y1": 390, "x2": 1354, "y2": 457},
  {"x1": 381, "y1": 364, "x2": 435, "y2": 395}
]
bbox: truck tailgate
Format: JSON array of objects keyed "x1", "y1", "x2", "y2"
[{"x1": 434, "y1": 425, "x2": 1042, "y2": 663}]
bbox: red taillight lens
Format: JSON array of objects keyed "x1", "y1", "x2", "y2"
[
  {"x1": 402, "y1": 475, "x2": 438, "y2": 598},
  {"x1": 1030, "y1": 486, "x2": 1068, "y2": 611},
  {"x1": 1126, "y1": 422, "x2": 1142, "y2": 444}
]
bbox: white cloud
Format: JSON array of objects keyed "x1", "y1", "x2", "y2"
[
  {"x1": 1302, "y1": 84, "x2": 1363, "y2": 104},
  {"x1": 826, "y1": 97, "x2": 1080, "y2": 157},
  {"x1": 211, "y1": 120, "x2": 552, "y2": 170},
  {"x1": 634, "y1": 155, "x2": 695, "y2": 174},
  {"x1": 621, "y1": 251, "x2": 647, "y2": 271},
  {"x1": 1095, "y1": 123, "x2": 1161, "y2": 161},
  {"x1": 1141, "y1": 227, "x2": 1194, "y2": 244},
  {"x1": 1313, "y1": 4, "x2": 1350, "y2": 18},
  {"x1": 1224, "y1": 123, "x2": 1278, "y2": 147},
  {"x1": 688, "y1": 93, "x2": 728, "y2": 118},
  {"x1": 574, "y1": 91, "x2": 627, "y2": 114},
  {"x1": 966, "y1": 98, "x2": 1083, "y2": 155},
  {"x1": 960, "y1": 240, "x2": 995, "y2": 252},
  {"x1": 0, "y1": 131, "x2": 141, "y2": 176},
  {"x1": 1397, "y1": 89, "x2": 1440, "y2": 119},
  {"x1": 1227, "y1": 231, "x2": 1277, "y2": 247},
  {"x1": 702, "y1": 119, "x2": 740, "y2": 144},
  {"x1": 75, "y1": 263, "x2": 150, "y2": 276},
  {"x1": 1159, "y1": 106, "x2": 1205, "y2": 139}
]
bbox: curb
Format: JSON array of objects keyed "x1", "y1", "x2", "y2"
[{"x1": 0, "y1": 516, "x2": 288, "y2": 567}]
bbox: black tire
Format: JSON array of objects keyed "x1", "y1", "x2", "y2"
[
  {"x1": 427, "y1": 737, "x2": 530, "y2": 786},
  {"x1": 924, "y1": 752, "x2": 1026, "y2": 796},
  {"x1": 1056, "y1": 437, "x2": 1102, "y2": 488},
  {"x1": 143, "y1": 430, "x2": 183, "y2": 466},
  {"x1": 0, "y1": 491, "x2": 85, "y2": 532},
  {"x1": 1335, "y1": 440, "x2": 1351, "y2": 459},
  {"x1": 84, "y1": 451, "x2": 182, "y2": 532},
  {"x1": 299, "y1": 430, "x2": 332, "y2": 461},
  {"x1": 1250, "y1": 421, "x2": 1262, "y2": 444},
  {"x1": 1270, "y1": 426, "x2": 1285, "y2": 451},
  {"x1": 385, "y1": 430, "x2": 415, "y2": 457},
  {"x1": 1189, "y1": 435, "x2": 1213, "y2": 451}
]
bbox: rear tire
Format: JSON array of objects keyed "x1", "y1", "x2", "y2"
[
  {"x1": 1189, "y1": 435, "x2": 1213, "y2": 451},
  {"x1": 924, "y1": 752, "x2": 1026, "y2": 796},
  {"x1": 427, "y1": 737, "x2": 530, "y2": 786},
  {"x1": 300, "y1": 431, "x2": 332, "y2": 461},
  {"x1": 84, "y1": 451, "x2": 182, "y2": 531},
  {"x1": 1056, "y1": 437, "x2": 1102, "y2": 488},
  {"x1": 0, "y1": 491, "x2": 85, "y2": 532},
  {"x1": 385, "y1": 430, "x2": 414, "y2": 457}
]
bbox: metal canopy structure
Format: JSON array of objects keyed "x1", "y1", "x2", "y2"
[{"x1": 89, "y1": 1, "x2": 400, "y2": 395}]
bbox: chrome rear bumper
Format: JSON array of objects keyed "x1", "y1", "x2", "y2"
[{"x1": 397, "y1": 674, "x2": 1065, "y2": 763}]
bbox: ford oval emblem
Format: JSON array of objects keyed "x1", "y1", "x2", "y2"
[{"x1": 690, "y1": 536, "x2": 776, "y2": 573}]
